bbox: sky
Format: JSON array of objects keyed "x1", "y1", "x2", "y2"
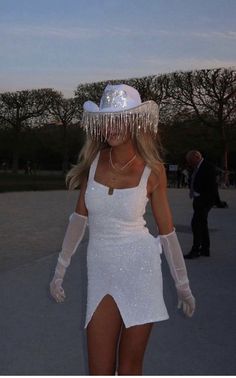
[{"x1": 0, "y1": 0, "x2": 236, "y2": 97}]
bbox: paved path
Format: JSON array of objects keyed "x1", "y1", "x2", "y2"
[{"x1": 0, "y1": 189, "x2": 236, "y2": 375}]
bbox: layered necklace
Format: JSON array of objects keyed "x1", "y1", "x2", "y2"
[{"x1": 108, "y1": 148, "x2": 136, "y2": 195}]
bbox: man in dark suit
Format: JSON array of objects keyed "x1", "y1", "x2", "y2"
[{"x1": 184, "y1": 150, "x2": 218, "y2": 259}]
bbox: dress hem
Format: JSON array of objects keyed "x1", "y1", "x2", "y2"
[{"x1": 84, "y1": 314, "x2": 169, "y2": 329}]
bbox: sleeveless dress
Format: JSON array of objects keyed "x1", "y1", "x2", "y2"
[{"x1": 84, "y1": 152, "x2": 169, "y2": 328}]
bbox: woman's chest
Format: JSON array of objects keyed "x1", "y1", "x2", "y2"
[
  {"x1": 94, "y1": 163, "x2": 144, "y2": 190},
  {"x1": 85, "y1": 179, "x2": 148, "y2": 221}
]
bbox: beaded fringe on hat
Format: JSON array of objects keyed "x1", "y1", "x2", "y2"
[{"x1": 81, "y1": 101, "x2": 159, "y2": 140}]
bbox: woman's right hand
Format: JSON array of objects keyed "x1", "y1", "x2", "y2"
[{"x1": 50, "y1": 277, "x2": 66, "y2": 303}]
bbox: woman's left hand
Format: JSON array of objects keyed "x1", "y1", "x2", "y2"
[{"x1": 177, "y1": 288, "x2": 196, "y2": 317}]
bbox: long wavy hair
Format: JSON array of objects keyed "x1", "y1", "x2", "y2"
[{"x1": 66, "y1": 131, "x2": 165, "y2": 190}]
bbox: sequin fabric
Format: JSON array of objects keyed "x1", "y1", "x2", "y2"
[
  {"x1": 84, "y1": 152, "x2": 169, "y2": 328},
  {"x1": 100, "y1": 89, "x2": 128, "y2": 110}
]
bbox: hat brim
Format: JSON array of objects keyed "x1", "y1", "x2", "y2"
[
  {"x1": 81, "y1": 100, "x2": 159, "y2": 139},
  {"x1": 83, "y1": 100, "x2": 157, "y2": 114}
]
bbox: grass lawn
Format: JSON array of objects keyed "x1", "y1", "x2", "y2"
[{"x1": 0, "y1": 172, "x2": 67, "y2": 192}]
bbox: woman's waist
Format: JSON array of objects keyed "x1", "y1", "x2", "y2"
[
  {"x1": 88, "y1": 223, "x2": 150, "y2": 240},
  {"x1": 88, "y1": 215, "x2": 146, "y2": 229},
  {"x1": 88, "y1": 228, "x2": 159, "y2": 247},
  {"x1": 87, "y1": 234, "x2": 162, "y2": 265}
]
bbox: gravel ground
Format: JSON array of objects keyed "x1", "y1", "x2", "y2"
[{"x1": 0, "y1": 188, "x2": 235, "y2": 375}]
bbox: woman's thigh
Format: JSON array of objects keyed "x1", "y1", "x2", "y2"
[
  {"x1": 118, "y1": 322, "x2": 153, "y2": 375},
  {"x1": 86, "y1": 294, "x2": 123, "y2": 375}
]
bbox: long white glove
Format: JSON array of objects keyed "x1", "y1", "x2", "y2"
[
  {"x1": 159, "y1": 229, "x2": 196, "y2": 317},
  {"x1": 50, "y1": 212, "x2": 87, "y2": 303}
]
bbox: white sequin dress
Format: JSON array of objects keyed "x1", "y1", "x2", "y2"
[{"x1": 84, "y1": 152, "x2": 169, "y2": 328}]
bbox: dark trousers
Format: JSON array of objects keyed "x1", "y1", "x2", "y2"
[{"x1": 191, "y1": 197, "x2": 213, "y2": 251}]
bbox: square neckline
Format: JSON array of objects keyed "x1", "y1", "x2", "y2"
[{"x1": 92, "y1": 150, "x2": 149, "y2": 191}]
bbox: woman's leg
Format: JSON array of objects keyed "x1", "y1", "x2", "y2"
[
  {"x1": 117, "y1": 322, "x2": 153, "y2": 375},
  {"x1": 86, "y1": 294, "x2": 123, "y2": 375}
]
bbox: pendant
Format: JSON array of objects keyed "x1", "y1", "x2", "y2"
[{"x1": 108, "y1": 187, "x2": 114, "y2": 195}]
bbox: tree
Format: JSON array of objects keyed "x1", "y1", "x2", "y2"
[
  {"x1": 0, "y1": 88, "x2": 57, "y2": 173},
  {"x1": 75, "y1": 80, "x2": 109, "y2": 112},
  {"x1": 168, "y1": 68, "x2": 236, "y2": 181},
  {"x1": 48, "y1": 92, "x2": 81, "y2": 172}
]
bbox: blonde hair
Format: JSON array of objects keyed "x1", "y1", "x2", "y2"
[{"x1": 66, "y1": 132, "x2": 164, "y2": 190}]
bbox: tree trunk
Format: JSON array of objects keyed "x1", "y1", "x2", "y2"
[
  {"x1": 12, "y1": 150, "x2": 19, "y2": 174},
  {"x1": 62, "y1": 123, "x2": 69, "y2": 173},
  {"x1": 11, "y1": 123, "x2": 20, "y2": 174},
  {"x1": 221, "y1": 125, "x2": 229, "y2": 187}
]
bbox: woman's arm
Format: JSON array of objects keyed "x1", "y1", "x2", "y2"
[
  {"x1": 75, "y1": 177, "x2": 89, "y2": 216},
  {"x1": 149, "y1": 164, "x2": 173, "y2": 234},
  {"x1": 49, "y1": 178, "x2": 88, "y2": 303},
  {"x1": 149, "y1": 164, "x2": 196, "y2": 318}
]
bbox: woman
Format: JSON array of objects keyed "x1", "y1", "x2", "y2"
[{"x1": 50, "y1": 84, "x2": 195, "y2": 375}]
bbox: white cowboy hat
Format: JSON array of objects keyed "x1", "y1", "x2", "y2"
[{"x1": 81, "y1": 84, "x2": 159, "y2": 139}]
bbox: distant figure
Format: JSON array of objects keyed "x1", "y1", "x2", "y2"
[
  {"x1": 177, "y1": 167, "x2": 182, "y2": 188},
  {"x1": 185, "y1": 150, "x2": 218, "y2": 259},
  {"x1": 1, "y1": 160, "x2": 7, "y2": 171},
  {"x1": 214, "y1": 188, "x2": 228, "y2": 208},
  {"x1": 210, "y1": 167, "x2": 228, "y2": 208},
  {"x1": 181, "y1": 168, "x2": 189, "y2": 187},
  {"x1": 24, "y1": 161, "x2": 32, "y2": 175}
]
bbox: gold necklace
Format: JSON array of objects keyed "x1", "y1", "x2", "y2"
[
  {"x1": 108, "y1": 148, "x2": 136, "y2": 195},
  {"x1": 109, "y1": 148, "x2": 137, "y2": 172}
]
